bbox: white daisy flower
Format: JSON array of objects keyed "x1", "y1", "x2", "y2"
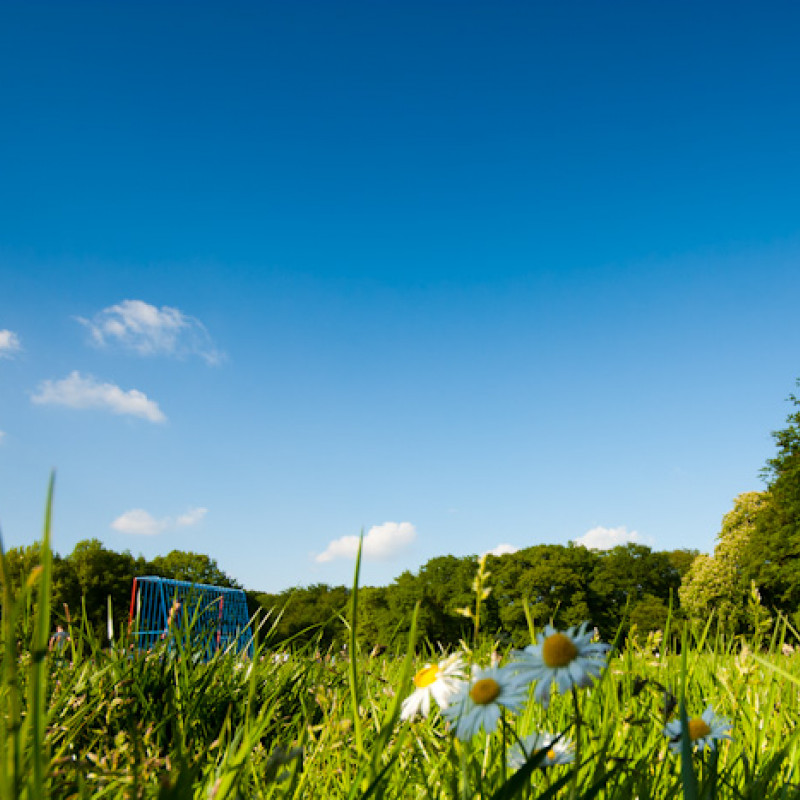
[
  {"x1": 400, "y1": 653, "x2": 466, "y2": 721},
  {"x1": 442, "y1": 664, "x2": 529, "y2": 741},
  {"x1": 664, "y1": 705, "x2": 733, "y2": 753},
  {"x1": 508, "y1": 732, "x2": 574, "y2": 770},
  {"x1": 510, "y1": 622, "x2": 610, "y2": 707}
]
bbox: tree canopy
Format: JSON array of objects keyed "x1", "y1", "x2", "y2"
[
  {"x1": 680, "y1": 491, "x2": 767, "y2": 633},
  {"x1": 744, "y1": 385, "x2": 800, "y2": 613}
]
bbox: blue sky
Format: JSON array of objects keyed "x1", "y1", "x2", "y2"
[{"x1": 1, "y1": 2, "x2": 799, "y2": 592}]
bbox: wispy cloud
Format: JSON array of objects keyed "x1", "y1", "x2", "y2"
[
  {"x1": 483, "y1": 543, "x2": 519, "y2": 557},
  {"x1": 77, "y1": 299, "x2": 224, "y2": 365},
  {"x1": 111, "y1": 506, "x2": 208, "y2": 536},
  {"x1": 0, "y1": 431, "x2": 5, "y2": 445},
  {"x1": 315, "y1": 521, "x2": 417, "y2": 563},
  {"x1": 176, "y1": 507, "x2": 208, "y2": 527},
  {"x1": 0, "y1": 330, "x2": 21, "y2": 358},
  {"x1": 574, "y1": 525, "x2": 652, "y2": 550},
  {"x1": 111, "y1": 509, "x2": 165, "y2": 536},
  {"x1": 31, "y1": 371, "x2": 166, "y2": 423}
]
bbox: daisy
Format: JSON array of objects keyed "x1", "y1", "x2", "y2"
[
  {"x1": 511, "y1": 622, "x2": 610, "y2": 707},
  {"x1": 400, "y1": 653, "x2": 466, "y2": 720},
  {"x1": 664, "y1": 705, "x2": 733, "y2": 753},
  {"x1": 508, "y1": 732, "x2": 574, "y2": 770},
  {"x1": 442, "y1": 664, "x2": 529, "y2": 741}
]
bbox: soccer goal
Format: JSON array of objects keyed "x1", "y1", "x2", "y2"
[{"x1": 128, "y1": 576, "x2": 254, "y2": 658}]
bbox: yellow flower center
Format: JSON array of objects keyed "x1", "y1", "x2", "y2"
[
  {"x1": 542, "y1": 633, "x2": 578, "y2": 667},
  {"x1": 546, "y1": 748, "x2": 556, "y2": 761},
  {"x1": 413, "y1": 664, "x2": 440, "y2": 688},
  {"x1": 469, "y1": 678, "x2": 501, "y2": 705},
  {"x1": 688, "y1": 718, "x2": 712, "y2": 741}
]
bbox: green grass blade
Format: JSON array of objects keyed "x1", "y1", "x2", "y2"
[
  {"x1": 29, "y1": 472, "x2": 55, "y2": 797},
  {"x1": 348, "y1": 531, "x2": 365, "y2": 758},
  {"x1": 369, "y1": 600, "x2": 420, "y2": 777},
  {"x1": 679, "y1": 627, "x2": 699, "y2": 800}
]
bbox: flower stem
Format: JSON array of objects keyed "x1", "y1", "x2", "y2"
[{"x1": 501, "y1": 707, "x2": 507, "y2": 784}]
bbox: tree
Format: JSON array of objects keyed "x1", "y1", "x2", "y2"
[
  {"x1": 664, "y1": 549, "x2": 700, "y2": 581},
  {"x1": 356, "y1": 586, "x2": 395, "y2": 649},
  {"x1": 1, "y1": 542, "x2": 45, "y2": 593},
  {"x1": 150, "y1": 550, "x2": 239, "y2": 588},
  {"x1": 1, "y1": 543, "x2": 46, "y2": 639},
  {"x1": 67, "y1": 539, "x2": 147, "y2": 633},
  {"x1": 254, "y1": 584, "x2": 350, "y2": 648},
  {"x1": 744, "y1": 385, "x2": 800, "y2": 612},
  {"x1": 491, "y1": 544, "x2": 600, "y2": 644},
  {"x1": 590, "y1": 544, "x2": 680, "y2": 638},
  {"x1": 629, "y1": 594, "x2": 671, "y2": 636},
  {"x1": 488, "y1": 549, "x2": 539, "y2": 645},
  {"x1": 680, "y1": 492, "x2": 768, "y2": 633},
  {"x1": 384, "y1": 556, "x2": 476, "y2": 648}
]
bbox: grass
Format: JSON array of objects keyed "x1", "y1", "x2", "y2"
[{"x1": 2, "y1": 483, "x2": 800, "y2": 798}]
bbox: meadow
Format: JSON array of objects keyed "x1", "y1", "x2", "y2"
[{"x1": 2, "y1": 487, "x2": 800, "y2": 799}]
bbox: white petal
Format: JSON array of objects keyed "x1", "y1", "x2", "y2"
[
  {"x1": 534, "y1": 678, "x2": 552, "y2": 707},
  {"x1": 421, "y1": 690, "x2": 431, "y2": 718},
  {"x1": 567, "y1": 659, "x2": 586, "y2": 687},
  {"x1": 401, "y1": 690, "x2": 424, "y2": 721}
]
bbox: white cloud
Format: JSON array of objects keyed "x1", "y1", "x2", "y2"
[
  {"x1": 483, "y1": 543, "x2": 519, "y2": 557},
  {"x1": 111, "y1": 506, "x2": 207, "y2": 536},
  {"x1": 574, "y1": 525, "x2": 652, "y2": 550},
  {"x1": 176, "y1": 507, "x2": 208, "y2": 527},
  {"x1": 0, "y1": 330, "x2": 21, "y2": 358},
  {"x1": 315, "y1": 521, "x2": 417, "y2": 563},
  {"x1": 77, "y1": 299, "x2": 224, "y2": 365},
  {"x1": 31, "y1": 371, "x2": 166, "y2": 423},
  {"x1": 111, "y1": 509, "x2": 166, "y2": 536},
  {"x1": 0, "y1": 431, "x2": 5, "y2": 444}
]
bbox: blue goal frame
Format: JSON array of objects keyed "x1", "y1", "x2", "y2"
[{"x1": 128, "y1": 576, "x2": 253, "y2": 658}]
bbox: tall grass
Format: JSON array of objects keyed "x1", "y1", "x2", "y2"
[{"x1": 2, "y1": 483, "x2": 800, "y2": 797}]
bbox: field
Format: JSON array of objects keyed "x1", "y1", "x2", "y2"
[{"x1": 2, "y1": 494, "x2": 800, "y2": 799}]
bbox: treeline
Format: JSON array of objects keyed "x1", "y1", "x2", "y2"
[
  {"x1": 1, "y1": 535, "x2": 696, "y2": 650},
  {"x1": 253, "y1": 543, "x2": 697, "y2": 650},
  {"x1": 0, "y1": 539, "x2": 240, "y2": 635}
]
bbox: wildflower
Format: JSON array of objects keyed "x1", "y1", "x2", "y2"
[
  {"x1": 511, "y1": 622, "x2": 610, "y2": 707},
  {"x1": 442, "y1": 664, "x2": 528, "y2": 740},
  {"x1": 400, "y1": 653, "x2": 466, "y2": 720},
  {"x1": 664, "y1": 705, "x2": 733, "y2": 753},
  {"x1": 508, "y1": 732, "x2": 574, "y2": 770}
]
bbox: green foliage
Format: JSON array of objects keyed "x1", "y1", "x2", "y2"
[
  {"x1": 4, "y1": 532, "x2": 695, "y2": 654},
  {"x1": 664, "y1": 548, "x2": 700, "y2": 580},
  {"x1": 239, "y1": 542, "x2": 690, "y2": 651},
  {"x1": 591, "y1": 543, "x2": 681, "y2": 639},
  {"x1": 745, "y1": 384, "x2": 800, "y2": 612},
  {"x1": 388, "y1": 555, "x2": 476, "y2": 646},
  {"x1": 1, "y1": 538, "x2": 242, "y2": 642},
  {"x1": 628, "y1": 593, "x2": 671, "y2": 636},
  {"x1": 150, "y1": 550, "x2": 240, "y2": 588},
  {"x1": 255, "y1": 584, "x2": 352, "y2": 648},
  {"x1": 493, "y1": 544, "x2": 598, "y2": 641},
  {"x1": 66, "y1": 538, "x2": 147, "y2": 634},
  {"x1": 680, "y1": 492, "x2": 768, "y2": 635}
]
